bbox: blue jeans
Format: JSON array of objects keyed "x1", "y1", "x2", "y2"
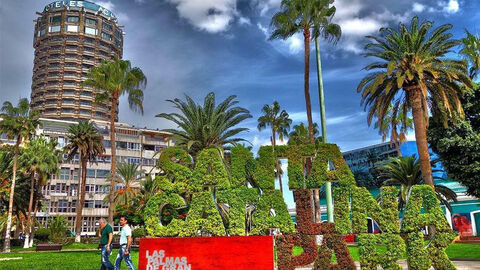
[
  {"x1": 115, "y1": 245, "x2": 135, "y2": 270},
  {"x1": 101, "y1": 244, "x2": 114, "y2": 270}
]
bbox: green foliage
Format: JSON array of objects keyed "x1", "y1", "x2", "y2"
[
  {"x1": 157, "y1": 147, "x2": 192, "y2": 193},
  {"x1": 192, "y1": 148, "x2": 230, "y2": 191},
  {"x1": 34, "y1": 228, "x2": 50, "y2": 242},
  {"x1": 48, "y1": 216, "x2": 70, "y2": 244},
  {"x1": 230, "y1": 145, "x2": 254, "y2": 188},
  {"x1": 333, "y1": 186, "x2": 350, "y2": 234},
  {"x1": 144, "y1": 192, "x2": 186, "y2": 237},
  {"x1": 428, "y1": 84, "x2": 480, "y2": 198},
  {"x1": 358, "y1": 233, "x2": 405, "y2": 270},
  {"x1": 401, "y1": 185, "x2": 457, "y2": 270},
  {"x1": 155, "y1": 92, "x2": 252, "y2": 156},
  {"x1": 255, "y1": 146, "x2": 276, "y2": 190},
  {"x1": 216, "y1": 187, "x2": 259, "y2": 236},
  {"x1": 132, "y1": 227, "x2": 146, "y2": 239},
  {"x1": 250, "y1": 190, "x2": 295, "y2": 235},
  {"x1": 180, "y1": 192, "x2": 226, "y2": 237}
]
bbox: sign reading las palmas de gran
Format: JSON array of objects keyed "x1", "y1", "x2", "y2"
[{"x1": 43, "y1": 1, "x2": 116, "y2": 19}]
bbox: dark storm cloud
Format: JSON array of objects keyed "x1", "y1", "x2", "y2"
[{"x1": 1, "y1": 0, "x2": 478, "y2": 152}]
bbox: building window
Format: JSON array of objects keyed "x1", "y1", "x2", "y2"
[
  {"x1": 65, "y1": 25, "x2": 79, "y2": 32},
  {"x1": 96, "y1": 169, "x2": 109, "y2": 178},
  {"x1": 80, "y1": 109, "x2": 90, "y2": 115},
  {"x1": 85, "y1": 18, "x2": 97, "y2": 26},
  {"x1": 62, "y1": 108, "x2": 74, "y2": 114},
  {"x1": 81, "y1": 91, "x2": 92, "y2": 97},
  {"x1": 58, "y1": 200, "x2": 68, "y2": 212},
  {"x1": 101, "y1": 32, "x2": 112, "y2": 41},
  {"x1": 67, "y1": 16, "x2": 79, "y2": 23},
  {"x1": 84, "y1": 200, "x2": 94, "y2": 208},
  {"x1": 60, "y1": 168, "x2": 69, "y2": 180},
  {"x1": 38, "y1": 28, "x2": 46, "y2": 37},
  {"x1": 73, "y1": 169, "x2": 79, "y2": 180},
  {"x1": 102, "y1": 22, "x2": 113, "y2": 32},
  {"x1": 49, "y1": 15, "x2": 61, "y2": 24},
  {"x1": 49, "y1": 25, "x2": 61, "y2": 33},
  {"x1": 84, "y1": 26, "x2": 97, "y2": 35},
  {"x1": 86, "y1": 169, "x2": 96, "y2": 178},
  {"x1": 94, "y1": 200, "x2": 102, "y2": 209}
]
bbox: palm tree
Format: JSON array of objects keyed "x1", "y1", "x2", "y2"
[
  {"x1": 358, "y1": 16, "x2": 473, "y2": 187},
  {"x1": 380, "y1": 156, "x2": 457, "y2": 211},
  {"x1": 257, "y1": 101, "x2": 292, "y2": 195},
  {"x1": 0, "y1": 98, "x2": 40, "y2": 252},
  {"x1": 459, "y1": 30, "x2": 480, "y2": 80},
  {"x1": 288, "y1": 122, "x2": 320, "y2": 145},
  {"x1": 18, "y1": 137, "x2": 60, "y2": 248},
  {"x1": 270, "y1": 0, "x2": 339, "y2": 144},
  {"x1": 374, "y1": 105, "x2": 413, "y2": 156},
  {"x1": 156, "y1": 92, "x2": 252, "y2": 156},
  {"x1": 109, "y1": 163, "x2": 144, "y2": 206},
  {"x1": 64, "y1": 121, "x2": 105, "y2": 242},
  {"x1": 84, "y1": 57, "x2": 147, "y2": 224}
]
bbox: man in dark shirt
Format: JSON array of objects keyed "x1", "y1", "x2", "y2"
[{"x1": 99, "y1": 218, "x2": 114, "y2": 270}]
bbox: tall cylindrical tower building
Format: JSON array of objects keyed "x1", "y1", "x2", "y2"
[{"x1": 31, "y1": 1, "x2": 123, "y2": 121}]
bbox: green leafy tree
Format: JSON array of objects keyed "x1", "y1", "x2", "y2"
[
  {"x1": 64, "y1": 121, "x2": 105, "y2": 242},
  {"x1": 358, "y1": 17, "x2": 472, "y2": 187},
  {"x1": 380, "y1": 156, "x2": 457, "y2": 211},
  {"x1": 84, "y1": 58, "x2": 147, "y2": 224},
  {"x1": 0, "y1": 98, "x2": 40, "y2": 252},
  {"x1": 459, "y1": 30, "x2": 480, "y2": 80},
  {"x1": 156, "y1": 92, "x2": 252, "y2": 156},
  {"x1": 18, "y1": 137, "x2": 60, "y2": 248},
  {"x1": 257, "y1": 101, "x2": 292, "y2": 195},
  {"x1": 374, "y1": 105, "x2": 413, "y2": 156},
  {"x1": 428, "y1": 83, "x2": 480, "y2": 197}
]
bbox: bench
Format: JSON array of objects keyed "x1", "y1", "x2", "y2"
[{"x1": 36, "y1": 244, "x2": 62, "y2": 252}]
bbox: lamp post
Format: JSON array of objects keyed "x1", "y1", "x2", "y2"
[{"x1": 315, "y1": 36, "x2": 334, "y2": 223}]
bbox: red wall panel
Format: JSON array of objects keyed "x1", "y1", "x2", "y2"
[{"x1": 139, "y1": 235, "x2": 274, "y2": 270}]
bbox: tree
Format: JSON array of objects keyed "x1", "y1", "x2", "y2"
[
  {"x1": 64, "y1": 121, "x2": 105, "y2": 242},
  {"x1": 380, "y1": 156, "x2": 457, "y2": 211},
  {"x1": 0, "y1": 98, "x2": 40, "y2": 252},
  {"x1": 156, "y1": 92, "x2": 252, "y2": 156},
  {"x1": 18, "y1": 137, "x2": 60, "y2": 248},
  {"x1": 84, "y1": 57, "x2": 147, "y2": 224},
  {"x1": 257, "y1": 101, "x2": 292, "y2": 195},
  {"x1": 374, "y1": 105, "x2": 413, "y2": 156},
  {"x1": 428, "y1": 83, "x2": 480, "y2": 197},
  {"x1": 270, "y1": 0, "x2": 338, "y2": 144},
  {"x1": 459, "y1": 30, "x2": 480, "y2": 80},
  {"x1": 358, "y1": 16, "x2": 472, "y2": 187},
  {"x1": 287, "y1": 122, "x2": 321, "y2": 145},
  {"x1": 109, "y1": 163, "x2": 144, "y2": 206}
]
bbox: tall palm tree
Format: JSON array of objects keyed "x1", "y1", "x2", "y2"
[
  {"x1": 380, "y1": 156, "x2": 457, "y2": 211},
  {"x1": 374, "y1": 105, "x2": 413, "y2": 156},
  {"x1": 270, "y1": 0, "x2": 340, "y2": 144},
  {"x1": 84, "y1": 57, "x2": 146, "y2": 224},
  {"x1": 358, "y1": 16, "x2": 473, "y2": 187},
  {"x1": 64, "y1": 121, "x2": 105, "y2": 242},
  {"x1": 108, "y1": 162, "x2": 144, "y2": 206},
  {"x1": 459, "y1": 30, "x2": 480, "y2": 80},
  {"x1": 0, "y1": 98, "x2": 40, "y2": 252},
  {"x1": 18, "y1": 137, "x2": 60, "y2": 248},
  {"x1": 156, "y1": 92, "x2": 252, "y2": 156},
  {"x1": 257, "y1": 101, "x2": 292, "y2": 195}
]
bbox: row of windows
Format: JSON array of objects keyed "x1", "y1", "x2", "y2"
[{"x1": 38, "y1": 26, "x2": 120, "y2": 45}]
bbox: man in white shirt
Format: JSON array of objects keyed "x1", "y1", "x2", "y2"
[{"x1": 114, "y1": 216, "x2": 135, "y2": 270}]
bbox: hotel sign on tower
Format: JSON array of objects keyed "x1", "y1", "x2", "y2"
[{"x1": 43, "y1": 1, "x2": 116, "y2": 19}]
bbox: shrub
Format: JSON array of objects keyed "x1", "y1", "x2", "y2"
[
  {"x1": 132, "y1": 227, "x2": 146, "y2": 239},
  {"x1": 34, "y1": 228, "x2": 50, "y2": 242}
]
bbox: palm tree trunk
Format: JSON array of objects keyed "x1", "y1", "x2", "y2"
[
  {"x1": 409, "y1": 88, "x2": 434, "y2": 187},
  {"x1": 3, "y1": 137, "x2": 21, "y2": 252},
  {"x1": 395, "y1": 141, "x2": 402, "y2": 156},
  {"x1": 303, "y1": 27, "x2": 314, "y2": 144},
  {"x1": 271, "y1": 129, "x2": 284, "y2": 195},
  {"x1": 24, "y1": 173, "x2": 35, "y2": 248},
  {"x1": 74, "y1": 155, "x2": 87, "y2": 242},
  {"x1": 30, "y1": 180, "x2": 41, "y2": 247},
  {"x1": 108, "y1": 94, "x2": 118, "y2": 224}
]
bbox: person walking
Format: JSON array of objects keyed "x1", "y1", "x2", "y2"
[
  {"x1": 99, "y1": 218, "x2": 114, "y2": 270},
  {"x1": 115, "y1": 216, "x2": 135, "y2": 270}
]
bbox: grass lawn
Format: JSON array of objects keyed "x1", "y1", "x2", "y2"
[
  {"x1": 1, "y1": 243, "x2": 478, "y2": 269},
  {"x1": 293, "y1": 243, "x2": 480, "y2": 261},
  {"x1": 0, "y1": 249, "x2": 139, "y2": 270}
]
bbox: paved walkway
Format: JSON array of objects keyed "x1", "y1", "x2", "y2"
[{"x1": 294, "y1": 260, "x2": 480, "y2": 270}]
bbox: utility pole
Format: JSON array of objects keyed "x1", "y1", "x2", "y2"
[{"x1": 315, "y1": 36, "x2": 334, "y2": 223}]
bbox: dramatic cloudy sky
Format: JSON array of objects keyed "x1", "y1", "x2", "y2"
[{"x1": 1, "y1": 0, "x2": 478, "y2": 206}]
